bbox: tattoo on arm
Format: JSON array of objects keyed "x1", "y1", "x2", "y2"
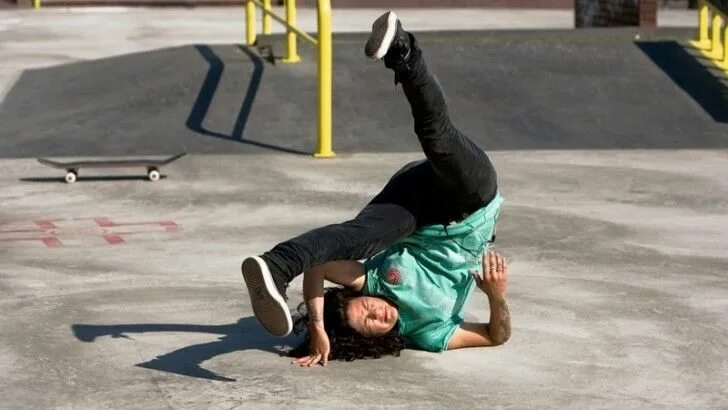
[
  {"x1": 498, "y1": 299, "x2": 511, "y2": 343},
  {"x1": 307, "y1": 300, "x2": 324, "y2": 324},
  {"x1": 487, "y1": 298, "x2": 511, "y2": 344},
  {"x1": 309, "y1": 311, "x2": 323, "y2": 323}
]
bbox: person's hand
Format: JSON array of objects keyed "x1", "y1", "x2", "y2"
[
  {"x1": 471, "y1": 251, "x2": 508, "y2": 299},
  {"x1": 293, "y1": 326, "x2": 330, "y2": 367}
]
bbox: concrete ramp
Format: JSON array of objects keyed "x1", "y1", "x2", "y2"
[{"x1": 1, "y1": 28, "x2": 726, "y2": 157}]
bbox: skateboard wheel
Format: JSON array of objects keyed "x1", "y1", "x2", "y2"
[
  {"x1": 65, "y1": 171, "x2": 77, "y2": 183},
  {"x1": 148, "y1": 168, "x2": 160, "y2": 182}
]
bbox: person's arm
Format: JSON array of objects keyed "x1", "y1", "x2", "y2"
[
  {"x1": 293, "y1": 261, "x2": 366, "y2": 367},
  {"x1": 303, "y1": 261, "x2": 366, "y2": 330},
  {"x1": 447, "y1": 251, "x2": 511, "y2": 350}
]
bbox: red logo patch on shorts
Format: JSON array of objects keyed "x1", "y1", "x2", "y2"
[{"x1": 386, "y1": 268, "x2": 402, "y2": 285}]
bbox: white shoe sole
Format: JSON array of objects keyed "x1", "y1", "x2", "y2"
[
  {"x1": 370, "y1": 11, "x2": 399, "y2": 61},
  {"x1": 241, "y1": 256, "x2": 292, "y2": 337}
]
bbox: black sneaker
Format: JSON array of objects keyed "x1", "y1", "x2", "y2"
[
  {"x1": 364, "y1": 11, "x2": 411, "y2": 68},
  {"x1": 241, "y1": 256, "x2": 292, "y2": 337}
]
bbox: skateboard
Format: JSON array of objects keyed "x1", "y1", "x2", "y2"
[{"x1": 37, "y1": 153, "x2": 187, "y2": 183}]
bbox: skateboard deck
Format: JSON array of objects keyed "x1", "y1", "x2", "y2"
[{"x1": 37, "y1": 152, "x2": 186, "y2": 183}]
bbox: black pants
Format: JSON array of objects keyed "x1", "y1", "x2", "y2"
[{"x1": 264, "y1": 35, "x2": 498, "y2": 283}]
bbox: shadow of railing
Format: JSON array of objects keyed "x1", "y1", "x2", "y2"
[
  {"x1": 636, "y1": 41, "x2": 728, "y2": 123},
  {"x1": 186, "y1": 45, "x2": 308, "y2": 155},
  {"x1": 72, "y1": 317, "x2": 295, "y2": 382}
]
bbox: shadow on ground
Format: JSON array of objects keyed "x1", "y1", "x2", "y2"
[
  {"x1": 71, "y1": 317, "x2": 296, "y2": 382},
  {"x1": 636, "y1": 41, "x2": 728, "y2": 123},
  {"x1": 187, "y1": 45, "x2": 307, "y2": 155},
  {"x1": 1, "y1": 29, "x2": 727, "y2": 158}
]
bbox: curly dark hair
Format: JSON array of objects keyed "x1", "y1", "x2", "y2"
[{"x1": 285, "y1": 287, "x2": 407, "y2": 361}]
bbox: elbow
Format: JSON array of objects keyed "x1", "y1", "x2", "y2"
[
  {"x1": 490, "y1": 329, "x2": 511, "y2": 346},
  {"x1": 494, "y1": 334, "x2": 510, "y2": 346}
]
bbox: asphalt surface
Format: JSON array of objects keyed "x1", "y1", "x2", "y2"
[{"x1": 1, "y1": 29, "x2": 727, "y2": 157}]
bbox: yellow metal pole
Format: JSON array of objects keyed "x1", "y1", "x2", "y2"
[
  {"x1": 250, "y1": 0, "x2": 318, "y2": 45},
  {"x1": 282, "y1": 0, "x2": 301, "y2": 63},
  {"x1": 709, "y1": 14, "x2": 723, "y2": 59},
  {"x1": 246, "y1": 0, "x2": 257, "y2": 46},
  {"x1": 33, "y1": 0, "x2": 41, "y2": 9},
  {"x1": 697, "y1": 1, "x2": 710, "y2": 48},
  {"x1": 720, "y1": 25, "x2": 728, "y2": 71},
  {"x1": 314, "y1": 0, "x2": 334, "y2": 158},
  {"x1": 262, "y1": 0, "x2": 272, "y2": 35}
]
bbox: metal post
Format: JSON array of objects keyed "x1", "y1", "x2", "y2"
[
  {"x1": 698, "y1": 1, "x2": 710, "y2": 46},
  {"x1": 721, "y1": 25, "x2": 728, "y2": 71},
  {"x1": 33, "y1": 0, "x2": 41, "y2": 8},
  {"x1": 709, "y1": 14, "x2": 723, "y2": 59},
  {"x1": 246, "y1": 0, "x2": 257, "y2": 46},
  {"x1": 282, "y1": 0, "x2": 301, "y2": 63},
  {"x1": 314, "y1": 0, "x2": 334, "y2": 158},
  {"x1": 691, "y1": 1, "x2": 711, "y2": 49},
  {"x1": 262, "y1": 0, "x2": 272, "y2": 35}
]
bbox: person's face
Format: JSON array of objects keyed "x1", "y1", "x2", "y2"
[{"x1": 345, "y1": 296, "x2": 399, "y2": 337}]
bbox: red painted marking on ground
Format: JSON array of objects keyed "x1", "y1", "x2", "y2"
[
  {"x1": 2, "y1": 217, "x2": 180, "y2": 247},
  {"x1": 161, "y1": 221, "x2": 179, "y2": 231},
  {"x1": 103, "y1": 234, "x2": 125, "y2": 245},
  {"x1": 0, "y1": 237, "x2": 51, "y2": 242},
  {"x1": 41, "y1": 237, "x2": 63, "y2": 247},
  {"x1": 35, "y1": 219, "x2": 60, "y2": 229},
  {"x1": 94, "y1": 217, "x2": 178, "y2": 229},
  {"x1": 0, "y1": 229, "x2": 46, "y2": 234},
  {"x1": 94, "y1": 217, "x2": 115, "y2": 227}
]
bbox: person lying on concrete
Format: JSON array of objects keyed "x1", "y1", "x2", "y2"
[{"x1": 241, "y1": 11, "x2": 511, "y2": 366}]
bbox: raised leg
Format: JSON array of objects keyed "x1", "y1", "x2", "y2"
[
  {"x1": 396, "y1": 36, "x2": 498, "y2": 216},
  {"x1": 365, "y1": 11, "x2": 498, "y2": 219}
]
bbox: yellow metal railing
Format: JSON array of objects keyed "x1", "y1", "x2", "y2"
[
  {"x1": 690, "y1": 0, "x2": 728, "y2": 73},
  {"x1": 246, "y1": 0, "x2": 334, "y2": 158}
]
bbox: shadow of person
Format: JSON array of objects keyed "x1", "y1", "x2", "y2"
[{"x1": 71, "y1": 316, "x2": 297, "y2": 382}]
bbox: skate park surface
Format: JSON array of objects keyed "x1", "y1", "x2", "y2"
[{"x1": 1, "y1": 8, "x2": 728, "y2": 409}]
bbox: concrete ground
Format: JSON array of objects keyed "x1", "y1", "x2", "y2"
[
  {"x1": 1, "y1": 151, "x2": 727, "y2": 408},
  {"x1": 1, "y1": 5, "x2": 727, "y2": 409}
]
